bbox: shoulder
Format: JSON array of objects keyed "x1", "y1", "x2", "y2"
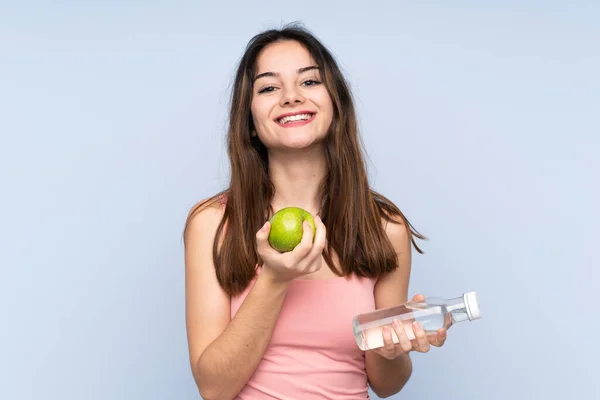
[
  {"x1": 382, "y1": 215, "x2": 410, "y2": 252},
  {"x1": 373, "y1": 211, "x2": 412, "y2": 308},
  {"x1": 379, "y1": 213, "x2": 411, "y2": 273},
  {"x1": 371, "y1": 190, "x2": 411, "y2": 251},
  {"x1": 184, "y1": 194, "x2": 226, "y2": 246},
  {"x1": 375, "y1": 193, "x2": 411, "y2": 258}
]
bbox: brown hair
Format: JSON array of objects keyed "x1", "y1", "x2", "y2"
[{"x1": 184, "y1": 24, "x2": 425, "y2": 296}]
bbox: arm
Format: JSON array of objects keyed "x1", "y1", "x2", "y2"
[
  {"x1": 365, "y1": 218, "x2": 414, "y2": 398},
  {"x1": 184, "y1": 205, "x2": 290, "y2": 400}
]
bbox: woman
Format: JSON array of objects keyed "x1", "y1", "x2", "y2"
[{"x1": 183, "y1": 24, "x2": 447, "y2": 399}]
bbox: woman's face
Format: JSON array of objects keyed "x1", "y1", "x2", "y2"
[{"x1": 250, "y1": 40, "x2": 334, "y2": 151}]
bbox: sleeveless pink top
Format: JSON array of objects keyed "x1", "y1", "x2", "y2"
[{"x1": 231, "y1": 269, "x2": 376, "y2": 399}]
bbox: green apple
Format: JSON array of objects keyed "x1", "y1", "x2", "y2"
[{"x1": 268, "y1": 206, "x2": 316, "y2": 253}]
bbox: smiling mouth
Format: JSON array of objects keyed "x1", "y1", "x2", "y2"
[{"x1": 276, "y1": 113, "x2": 315, "y2": 125}]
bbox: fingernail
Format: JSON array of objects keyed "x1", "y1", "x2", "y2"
[
  {"x1": 413, "y1": 322, "x2": 421, "y2": 331},
  {"x1": 393, "y1": 319, "x2": 400, "y2": 328}
]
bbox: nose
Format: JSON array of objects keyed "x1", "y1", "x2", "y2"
[{"x1": 279, "y1": 86, "x2": 304, "y2": 106}]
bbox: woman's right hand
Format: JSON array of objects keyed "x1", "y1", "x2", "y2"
[{"x1": 255, "y1": 216, "x2": 327, "y2": 283}]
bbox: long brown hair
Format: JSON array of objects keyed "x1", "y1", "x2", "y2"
[{"x1": 184, "y1": 24, "x2": 426, "y2": 296}]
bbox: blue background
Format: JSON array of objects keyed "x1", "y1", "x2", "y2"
[{"x1": 1, "y1": 1, "x2": 598, "y2": 399}]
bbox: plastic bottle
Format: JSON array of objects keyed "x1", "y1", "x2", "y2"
[{"x1": 353, "y1": 291, "x2": 481, "y2": 351}]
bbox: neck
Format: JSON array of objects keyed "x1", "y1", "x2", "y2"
[{"x1": 268, "y1": 145, "x2": 327, "y2": 217}]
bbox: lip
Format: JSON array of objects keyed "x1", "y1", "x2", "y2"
[
  {"x1": 274, "y1": 110, "x2": 316, "y2": 128},
  {"x1": 274, "y1": 110, "x2": 316, "y2": 121}
]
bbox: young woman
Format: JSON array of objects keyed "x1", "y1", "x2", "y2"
[{"x1": 183, "y1": 25, "x2": 448, "y2": 400}]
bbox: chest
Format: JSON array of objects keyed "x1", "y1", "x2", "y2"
[
  {"x1": 268, "y1": 277, "x2": 376, "y2": 355},
  {"x1": 231, "y1": 273, "x2": 377, "y2": 356}
]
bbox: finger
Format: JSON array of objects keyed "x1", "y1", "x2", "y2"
[
  {"x1": 392, "y1": 319, "x2": 413, "y2": 354},
  {"x1": 256, "y1": 221, "x2": 276, "y2": 256},
  {"x1": 413, "y1": 322, "x2": 430, "y2": 353},
  {"x1": 431, "y1": 328, "x2": 447, "y2": 347},
  {"x1": 412, "y1": 293, "x2": 426, "y2": 302},
  {"x1": 290, "y1": 220, "x2": 314, "y2": 258},
  {"x1": 308, "y1": 216, "x2": 326, "y2": 258},
  {"x1": 381, "y1": 326, "x2": 396, "y2": 358}
]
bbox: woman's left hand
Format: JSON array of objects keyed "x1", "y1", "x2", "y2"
[{"x1": 369, "y1": 294, "x2": 448, "y2": 360}]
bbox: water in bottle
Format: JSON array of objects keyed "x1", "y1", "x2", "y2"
[{"x1": 353, "y1": 291, "x2": 481, "y2": 351}]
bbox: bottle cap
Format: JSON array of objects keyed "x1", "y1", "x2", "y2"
[{"x1": 463, "y1": 291, "x2": 481, "y2": 320}]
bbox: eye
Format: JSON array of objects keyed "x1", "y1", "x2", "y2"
[
  {"x1": 302, "y1": 79, "x2": 321, "y2": 87},
  {"x1": 257, "y1": 86, "x2": 277, "y2": 94}
]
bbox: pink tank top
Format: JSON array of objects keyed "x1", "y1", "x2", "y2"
[
  {"x1": 219, "y1": 195, "x2": 376, "y2": 398},
  {"x1": 231, "y1": 269, "x2": 376, "y2": 399}
]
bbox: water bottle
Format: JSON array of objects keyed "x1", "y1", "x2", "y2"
[{"x1": 353, "y1": 291, "x2": 481, "y2": 351}]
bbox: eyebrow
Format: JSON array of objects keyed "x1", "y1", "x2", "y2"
[{"x1": 254, "y1": 66, "x2": 319, "y2": 82}]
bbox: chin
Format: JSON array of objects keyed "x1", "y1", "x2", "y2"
[
  {"x1": 280, "y1": 135, "x2": 326, "y2": 150},
  {"x1": 263, "y1": 129, "x2": 328, "y2": 151},
  {"x1": 286, "y1": 138, "x2": 313, "y2": 147}
]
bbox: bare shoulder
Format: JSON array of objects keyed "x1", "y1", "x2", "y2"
[
  {"x1": 382, "y1": 215, "x2": 410, "y2": 253},
  {"x1": 374, "y1": 214, "x2": 412, "y2": 308},
  {"x1": 184, "y1": 196, "x2": 225, "y2": 242}
]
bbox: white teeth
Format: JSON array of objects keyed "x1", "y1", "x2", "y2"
[{"x1": 278, "y1": 113, "x2": 313, "y2": 124}]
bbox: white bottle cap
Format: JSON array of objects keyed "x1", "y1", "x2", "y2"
[{"x1": 463, "y1": 291, "x2": 481, "y2": 320}]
